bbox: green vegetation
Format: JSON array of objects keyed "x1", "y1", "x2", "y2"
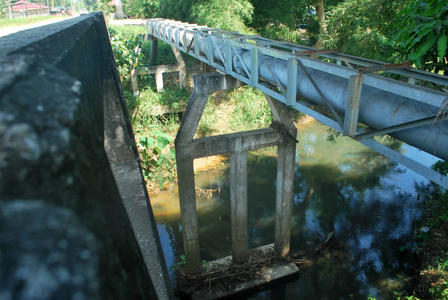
[
  {"x1": 105, "y1": 0, "x2": 447, "y2": 295},
  {"x1": 410, "y1": 162, "x2": 448, "y2": 299},
  {"x1": 325, "y1": 0, "x2": 407, "y2": 61},
  {"x1": 109, "y1": 25, "x2": 274, "y2": 188},
  {"x1": 395, "y1": 0, "x2": 448, "y2": 74}
]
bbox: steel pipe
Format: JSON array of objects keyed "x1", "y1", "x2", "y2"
[{"x1": 148, "y1": 19, "x2": 448, "y2": 161}]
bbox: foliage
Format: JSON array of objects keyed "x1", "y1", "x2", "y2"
[
  {"x1": 257, "y1": 23, "x2": 305, "y2": 45},
  {"x1": 395, "y1": 0, "x2": 448, "y2": 74},
  {"x1": 108, "y1": 26, "x2": 146, "y2": 82},
  {"x1": 249, "y1": 0, "x2": 300, "y2": 29},
  {"x1": 228, "y1": 86, "x2": 272, "y2": 130},
  {"x1": 326, "y1": 127, "x2": 341, "y2": 144},
  {"x1": 191, "y1": 0, "x2": 254, "y2": 33},
  {"x1": 128, "y1": 0, "x2": 159, "y2": 18},
  {"x1": 138, "y1": 131, "x2": 176, "y2": 187},
  {"x1": 325, "y1": 0, "x2": 407, "y2": 61},
  {"x1": 157, "y1": 0, "x2": 194, "y2": 22},
  {"x1": 432, "y1": 160, "x2": 448, "y2": 177}
]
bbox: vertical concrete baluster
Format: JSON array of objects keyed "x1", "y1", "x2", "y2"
[{"x1": 230, "y1": 140, "x2": 248, "y2": 264}]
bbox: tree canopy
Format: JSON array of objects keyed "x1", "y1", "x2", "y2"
[
  {"x1": 2, "y1": 0, "x2": 445, "y2": 73},
  {"x1": 395, "y1": 0, "x2": 448, "y2": 74}
]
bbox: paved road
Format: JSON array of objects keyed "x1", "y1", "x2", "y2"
[
  {"x1": 0, "y1": 17, "x2": 147, "y2": 38},
  {"x1": 0, "y1": 16, "x2": 72, "y2": 37}
]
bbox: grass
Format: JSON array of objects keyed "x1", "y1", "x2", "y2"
[
  {"x1": 0, "y1": 15, "x2": 69, "y2": 28},
  {"x1": 107, "y1": 24, "x2": 146, "y2": 36}
]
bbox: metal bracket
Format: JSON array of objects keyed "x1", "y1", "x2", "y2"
[
  {"x1": 296, "y1": 58, "x2": 344, "y2": 126},
  {"x1": 355, "y1": 114, "x2": 447, "y2": 140}
]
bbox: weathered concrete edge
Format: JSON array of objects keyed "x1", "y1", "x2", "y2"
[
  {"x1": 111, "y1": 160, "x2": 173, "y2": 300},
  {"x1": 0, "y1": 13, "x2": 173, "y2": 299}
]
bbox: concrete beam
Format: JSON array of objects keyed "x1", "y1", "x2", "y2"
[{"x1": 177, "y1": 128, "x2": 278, "y2": 159}]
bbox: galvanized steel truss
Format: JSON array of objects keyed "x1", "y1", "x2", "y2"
[{"x1": 147, "y1": 18, "x2": 448, "y2": 188}]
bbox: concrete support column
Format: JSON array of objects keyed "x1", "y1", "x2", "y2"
[
  {"x1": 274, "y1": 135, "x2": 296, "y2": 256},
  {"x1": 175, "y1": 73, "x2": 244, "y2": 275},
  {"x1": 230, "y1": 142, "x2": 248, "y2": 264},
  {"x1": 176, "y1": 156, "x2": 202, "y2": 275},
  {"x1": 265, "y1": 94, "x2": 297, "y2": 256},
  {"x1": 149, "y1": 37, "x2": 158, "y2": 66},
  {"x1": 155, "y1": 72, "x2": 164, "y2": 92},
  {"x1": 171, "y1": 46, "x2": 186, "y2": 89},
  {"x1": 130, "y1": 68, "x2": 139, "y2": 96}
]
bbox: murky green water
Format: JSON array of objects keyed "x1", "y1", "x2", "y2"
[{"x1": 150, "y1": 120, "x2": 440, "y2": 299}]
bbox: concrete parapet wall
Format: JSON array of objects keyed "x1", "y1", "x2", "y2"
[{"x1": 0, "y1": 13, "x2": 169, "y2": 299}]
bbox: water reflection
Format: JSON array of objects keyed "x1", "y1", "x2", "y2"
[{"x1": 150, "y1": 120, "x2": 437, "y2": 299}]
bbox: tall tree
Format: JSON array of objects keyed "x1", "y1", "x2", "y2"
[
  {"x1": 191, "y1": 0, "x2": 253, "y2": 33},
  {"x1": 325, "y1": 0, "x2": 408, "y2": 61}
]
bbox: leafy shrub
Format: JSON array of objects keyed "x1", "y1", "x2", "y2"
[
  {"x1": 138, "y1": 131, "x2": 176, "y2": 188},
  {"x1": 395, "y1": 0, "x2": 448, "y2": 74},
  {"x1": 109, "y1": 27, "x2": 146, "y2": 82}
]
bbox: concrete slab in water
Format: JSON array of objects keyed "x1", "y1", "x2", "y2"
[{"x1": 180, "y1": 244, "x2": 300, "y2": 300}]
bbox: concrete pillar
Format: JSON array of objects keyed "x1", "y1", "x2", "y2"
[
  {"x1": 155, "y1": 72, "x2": 163, "y2": 92},
  {"x1": 130, "y1": 67, "x2": 139, "y2": 96},
  {"x1": 171, "y1": 46, "x2": 186, "y2": 88},
  {"x1": 176, "y1": 156, "x2": 202, "y2": 275},
  {"x1": 265, "y1": 94, "x2": 297, "y2": 256},
  {"x1": 149, "y1": 38, "x2": 158, "y2": 66},
  {"x1": 175, "y1": 73, "x2": 244, "y2": 275},
  {"x1": 175, "y1": 76, "x2": 213, "y2": 275},
  {"x1": 230, "y1": 143, "x2": 248, "y2": 264}
]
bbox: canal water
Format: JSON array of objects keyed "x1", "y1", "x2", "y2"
[{"x1": 149, "y1": 120, "x2": 440, "y2": 299}]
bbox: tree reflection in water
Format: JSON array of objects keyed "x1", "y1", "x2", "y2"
[{"x1": 151, "y1": 121, "x2": 433, "y2": 299}]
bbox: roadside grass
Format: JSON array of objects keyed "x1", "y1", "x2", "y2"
[
  {"x1": 0, "y1": 15, "x2": 69, "y2": 28},
  {"x1": 107, "y1": 24, "x2": 146, "y2": 36}
]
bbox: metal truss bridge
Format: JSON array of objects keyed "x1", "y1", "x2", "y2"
[{"x1": 147, "y1": 19, "x2": 448, "y2": 188}]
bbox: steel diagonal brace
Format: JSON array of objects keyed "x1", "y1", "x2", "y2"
[
  {"x1": 211, "y1": 37, "x2": 226, "y2": 66},
  {"x1": 259, "y1": 50, "x2": 287, "y2": 96},
  {"x1": 296, "y1": 58, "x2": 344, "y2": 126},
  {"x1": 355, "y1": 114, "x2": 447, "y2": 140},
  {"x1": 231, "y1": 44, "x2": 251, "y2": 78}
]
